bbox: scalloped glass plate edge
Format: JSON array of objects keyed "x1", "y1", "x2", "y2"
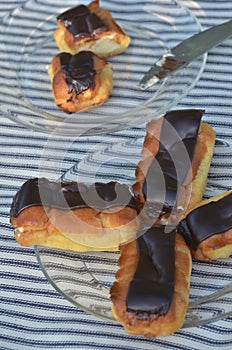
[
  {"x1": 0, "y1": 0, "x2": 206, "y2": 135},
  {"x1": 34, "y1": 138, "x2": 232, "y2": 329}
]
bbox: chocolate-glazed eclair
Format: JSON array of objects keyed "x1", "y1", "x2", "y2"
[
  {"x1": 178, "y1": 190, "x2": 232, "y2": 261},
  {"x1": 48, "y1": 51, "x2": 112, "y2": 113},
  {"x1": 54, "y1": 0, "x2": 130, "y2": 57},
  {"x1": 133, "y1": 109, "x2": 216, "y2": 226},
  {"x1": 110, "y1": 226, "x2": 192, "y2": 337},
  {"x1": 10, "y1": 178, "x2": 140, "y2": 251}
]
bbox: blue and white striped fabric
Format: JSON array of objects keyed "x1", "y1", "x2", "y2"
[{"x1": 0, "y1": 1, "x2": 232, "y2": 349}]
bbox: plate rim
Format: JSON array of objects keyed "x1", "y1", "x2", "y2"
[
  {"x1": 0, "y1": 0, "x2": 207, "y2": 135},
  {"x1": 34, "y1": 137, "x2": 232, "y2": 328}
]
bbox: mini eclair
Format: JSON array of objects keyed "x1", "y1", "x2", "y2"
[
  {"x1": 54, "y1": 0, "x2": 130, "y2": 57},
  {"x1": 48, "y1": 51, "x2": 113, "y2": 113}
]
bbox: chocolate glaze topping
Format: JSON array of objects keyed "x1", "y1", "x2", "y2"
[
  {"x1": 58, "y1": 52, "x2": 96, "y2": 95},
  {"x1": 57, "y1": 5, "x2": 107, "y2": 40},
  {"x1": 143, "y1": 109, "x2": 204, "y2": 215},
  {"x1": 178, "y1": 192, "x2": 232, "y2": 250},
  {"x1": 126, "y1": 226, "x2": 176, "y2": 317},
  {"x1": 10, "y1": 178, "x2": 138, "y2": 218}
]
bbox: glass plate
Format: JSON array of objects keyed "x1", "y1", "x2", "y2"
[
  {"x1": 35, "y1": 136, "x2": 232, "y2": 328},
  {"x1": 0, "y1": 0, "x2": 206, "y2": 136}
]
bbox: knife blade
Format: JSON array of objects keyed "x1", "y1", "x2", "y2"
[{"x1": 139, "y1": 20, "x2": 232, "y2": 90}]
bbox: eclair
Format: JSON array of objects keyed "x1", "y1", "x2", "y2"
[
  {"x1": 178, "y1": 189, "x2": 232, "y2": 261},
  {"x1": 110, "y1": 226, "x2": 192, "y2": 337},
  {"x1": 10, "y1": 178, "x2": 140, "y2": 251},
  {"x1": 111, "y1": 110, "x2": 216, "y2": 337},
  {"x1": 54, "y1": 0, "x2": 130, "y2": 57},
  {"x1": 48, "y1": 51, "x2": 113, "y2": 113},
  {"x1": 132, "y1": 109, "x2": 216, "y2": 226}
]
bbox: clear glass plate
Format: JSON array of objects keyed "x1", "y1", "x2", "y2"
[
  {"x1": 35, "y1": 136, "x2": 232, "y2": 328},
  {"x1": 0, "y1": 0, "x2": 206, "y2": 136}
]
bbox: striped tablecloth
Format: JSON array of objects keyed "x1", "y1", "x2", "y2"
[{"x1": 0, "y1": 1, "x2": 232, "y2": 349}]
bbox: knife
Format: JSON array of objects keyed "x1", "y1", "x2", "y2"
[{"x1": 139, "y1": 20, "x2": 232, "y2": 90}]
